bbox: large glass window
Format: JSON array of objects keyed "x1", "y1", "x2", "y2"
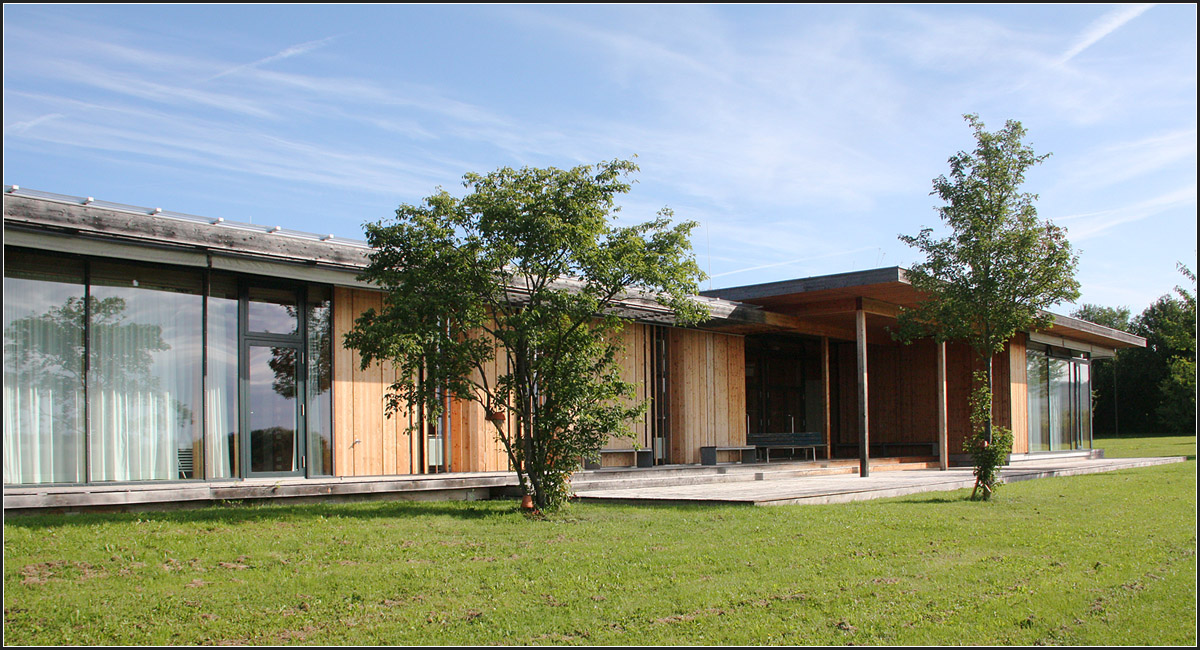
[
  {"x1": 88, "y1": 262, "x2": 203, "y2": 481},
  {"x1": 306, "y1": 285, "x2": 333, "y2": 476},
  {"x1": 1027, "y1": 345, "x2": 1092, "y2": 453},
  {"x1": 206, "y1": 274, "x2": 240, "y2": 478},
  {"x1": 3, "y1": 251, "x2": 87, "y2": 484},
  {"x1": 4, "y1": 248, "x2": 337, "y2": 485},
  {"x1": 1027, "y1": 348, "x2": 1050, "y2": 452}
]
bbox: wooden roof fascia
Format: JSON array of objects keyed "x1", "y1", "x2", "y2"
[
  {"x1": 701, "y1": 266, "x2": 907, "y2": 302},
  {"x1": 1036, "y1": 312, "x2": 1146, "y2": 349},
  {"x1": 4, "y1": 193, "x2": 371, "y2": 270}
]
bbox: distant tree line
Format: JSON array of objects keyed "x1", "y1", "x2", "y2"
[{"x1": 1073, "y1": 263, "x2": 1196, "y2": 436}]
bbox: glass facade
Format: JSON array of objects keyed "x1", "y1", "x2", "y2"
[
  {"x1": 2, "y1": 252, "x2": 87, "y2": 484},
  {"x1": 1026, "y1": 344, "x2": 1092, "y2": 452},
  {"x1": 88, "y1": 262, "x2": 203, "y2": 481},
  {"x1": 2, "y1": 248, "x2": 334, "y2": 485},
  {"x1": 306, "y1": 286, "x2": 334, "y2": 476}
]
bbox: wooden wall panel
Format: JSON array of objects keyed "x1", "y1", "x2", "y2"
[
  {"x1": 1008, "y1": 334, "x2": 1029, "y2": 454},
  {"x1": 448, "y1": 327, "x2": 512, "y2": 473},
  {"x1": 332, "y1": 287, "x2": 420, "y2": 477},
  {"x1": 332, "y1": 286, "x2": 355, "y2": 477},
  {"x1": 667, "y1": 328, "x2": 746, "y2": 464},
  {"x1": 830, "y1": 337, "x2": 1022, "y2": 457},
  {"x1": 599, "y1": 324, "x2": 653, "y2": 464}
]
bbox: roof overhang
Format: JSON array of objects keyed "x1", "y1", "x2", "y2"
[
  {"x1": 703, "y1": 266, "x2": 1146, "y2": 349},
  {"x1": 3, "y1": 188, "x2": 779, "y2": 335}
]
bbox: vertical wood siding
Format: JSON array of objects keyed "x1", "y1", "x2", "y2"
[
  {"x1": 833, "y1": 338, "x2": 1017, "y2": 457},
  {"x1": 448, "y1": 328, "x2": 512, "y2": 473},
  {"x1": 332, "y1": 287, "x2": 419, "y2": 477},
  {"x1": 666, "y1": 328, "x2": 746, "y2": 465},
  {"x1": 595, "y1": 324, "x2": 655, "y2": 466}
]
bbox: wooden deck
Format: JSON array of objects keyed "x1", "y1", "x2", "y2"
[
  {"x1": 5, "y1": 454, "x2": 1184, "y2": 514},
  {"x1": 572, "y1": 455, "x2": 1186, "y2": 506},
  {"x1": 3, "y1": 471, "x2": 520, "y2": 514}
]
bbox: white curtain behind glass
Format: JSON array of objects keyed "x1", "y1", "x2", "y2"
[
  {"x1": 206, "y1": 291, "x2": 238, "y2": 479},
  {"x1": 3, "y1": 273, "x2": 87, "y2": 484},
  {"x1": 88, "y1": 280, "x2": 202, "y2": 482}
]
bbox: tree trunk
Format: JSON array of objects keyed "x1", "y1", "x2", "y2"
[{"x1": 985, "y1": 355, "x2": 994, "y2": 445}]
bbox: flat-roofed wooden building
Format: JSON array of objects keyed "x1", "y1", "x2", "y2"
[{"x1": 3, "y1": 187, "x2": 1145, "y2": 507}]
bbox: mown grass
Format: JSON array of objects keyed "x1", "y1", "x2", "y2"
[
  {"x1": 1095, "y1": 433, "x2": 1197, "y2": 460},
  {"x1": 4, "y1": 436, "x2": 1195, "y2": 646}
]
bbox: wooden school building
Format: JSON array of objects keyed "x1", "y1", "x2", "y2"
[{"x1": 2, "y1": 187, "x2": 1146, "y2": 508}]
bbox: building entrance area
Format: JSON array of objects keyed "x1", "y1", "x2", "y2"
[{"x1": 744, "y1": 335, "x2": 827, "y2": 460}]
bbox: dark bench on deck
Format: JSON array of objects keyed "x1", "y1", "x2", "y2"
[
  {"x1": 584, "y1": 448, "x2": 653, "y2": 470},
  {"x1": 748, "y1": 431, "x2": 825, "y2": 462},
  {"x1": 700, "y1": 445, "x2": 757, "y2": 466}
]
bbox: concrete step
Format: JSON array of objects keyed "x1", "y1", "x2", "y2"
[
  {"x1": 572, "y1": 458, "x2": 941, "y2": 491},
  {"x1": 1005, "y1": 449, "x2": 1103, "y2": 464}
]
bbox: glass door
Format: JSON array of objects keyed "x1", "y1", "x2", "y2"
[
  {"x1": 245, "y1": 343, "x2": 304, "y2": 475},
  {"x1": 241, "y1": 284, "x2": 307, "y2": 478}
]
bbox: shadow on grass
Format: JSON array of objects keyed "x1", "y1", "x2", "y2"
[
  {"x1": 891, "y1": 495, "x2": 972, "y2": 505},
  {"x1": 4, "y1": 498, "x2": 518, "y2": 529}
]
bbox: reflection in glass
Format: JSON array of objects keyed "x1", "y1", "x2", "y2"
[
  {"x1": 88, "y1": 263, "x2": 202, "y2": 481},
  {"x1": 1076, "y1": 362, "x2": 1091, "y2": 449},
  {"x1": 1028, "y1": 346, "x2": 1091, "y2": 453},
  {"x1": 206, "y1": 274, "x2": 239, "y2": 478},
  {"x1": 1026, "y1": 349, "x2": 1049, "y2": 452},
  {"x1": 249, "y1": 345, "x2": 298, "y2": 473},
  {"x1": 1049, "y1": 358, "x2": 1072, "y2": 451},
  {"x1": 306, "y1": 286, "x2": 333, "y2": 475},
  {"x1": 247, "y1": 287, "x2": 298, "y2": 335},
  {"x1": 3, "y1": 253, "x2": 87, "y2": 484}
]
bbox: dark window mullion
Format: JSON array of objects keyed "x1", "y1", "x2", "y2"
[{"x1": 83, "y1": 259, "x2": 92, "y2": 485}]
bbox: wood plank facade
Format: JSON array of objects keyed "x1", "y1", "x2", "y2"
[{"x1": 4, "y1": 189, "x2": 1149, "y2": 498}]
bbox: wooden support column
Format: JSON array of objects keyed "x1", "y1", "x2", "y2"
[
  {"x1": 938, "y1": 341, "x2": 948, "y2": 471},
  {"x1": 856, "y1": 305, "x2": 869, "y2": 478},
  {"x1": 822, "y1": 336, "x2": 831, "y2": 461}
]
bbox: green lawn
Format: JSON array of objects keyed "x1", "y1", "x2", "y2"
[
  {"x1": 1095, "y1": 433, "x2": 1197, "y2": 460},
  {"x1": 4, "y1": 436, "x2": 1196, "y2": 646}
]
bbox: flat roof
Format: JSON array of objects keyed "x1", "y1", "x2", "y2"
[
  {"x1": 3, "y1": 187, "x2": 791, "y2": 333},
  {"x1": 703, "y1": 266, "x2": 1146, "y2": 350}
]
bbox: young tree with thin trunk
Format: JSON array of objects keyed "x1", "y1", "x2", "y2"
[
  {"x1": 344, "y1": 159, "x2": 707, "y2": 511},
  {"x1": 895, "y1": 114, "x2": 1081, "y2": 500}
]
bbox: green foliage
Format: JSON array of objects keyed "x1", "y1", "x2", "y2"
[
  {"x1": 897, "y1": 113, "x2": 1080, "y2": 455},
  {"x1": 965, "y1": 370, "x2": 1013, "y2": 500},
  {"x1": 1156, "y1": 356, "x2": 1196, "y2": 433},
  {"x1": 1078, "y1": 263, "x2": 1196, "y2": 435},
  {"x1": 896, "y1": 114, "x2": 1080, "y2": 358},
  {"x1": 1071, "y1": 304, "x2": 1132, "y2": 332},
  {"x1": 344, "y1": 159, "x2": 707, "y2": 510},
  {"x1": 897, "y1": 114, "x2": 1078, "y2": 498}
]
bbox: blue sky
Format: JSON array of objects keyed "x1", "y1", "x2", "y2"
[{"x1": 4, "y1": 4, "x2": 1196, "y2": 314}]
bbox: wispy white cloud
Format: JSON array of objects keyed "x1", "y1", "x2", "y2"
[
  {"x1": 1056, "y1": 4, "x2": 1154, "y2": 66},
  {"x1": 1056, "y1": 184, "x2": 1196, "y2": 240},
  {"x1": 206, "y1": 36, "x2": 339, "y2": 81},
  {"x1": 4, "y1": 112, "x2": 63, "y2": 134},
  {"x1": 1057, "y1": 128, "x2": 1197, "y2": 191},
  {"x1": 710, "y1": 246, "x2": 877, "y2": 280}
]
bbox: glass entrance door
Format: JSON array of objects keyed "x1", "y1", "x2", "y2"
[
  {"x1": 241, "y1": 284, "x2": 307, "y2": 478},
  {"x1": 246, "y1": 343, "x2": 304, "y2": 475}
]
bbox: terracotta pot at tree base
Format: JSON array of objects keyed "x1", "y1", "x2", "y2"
[{"x1": 520, "y1": 495, "x2": 535, "y2": 510}]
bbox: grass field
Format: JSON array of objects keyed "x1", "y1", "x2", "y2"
[{"x1": 4, "y1": 436, "x2": 1195, "y2": 645}]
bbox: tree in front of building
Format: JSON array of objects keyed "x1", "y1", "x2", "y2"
[
  {"x1": 895, "y1": 114, "x2": 1081, "y2": 500},
  {"x1": 344, "y1": 159, "x2": 707, "y2": 511}
]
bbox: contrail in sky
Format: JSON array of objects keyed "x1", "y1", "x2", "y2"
[
  {"x1": 207, "y1": 36, "x2": 339, "y2": 81},
  {"x1": 1057, "y1": 4, "x2": 1153, "y2": 65}
]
